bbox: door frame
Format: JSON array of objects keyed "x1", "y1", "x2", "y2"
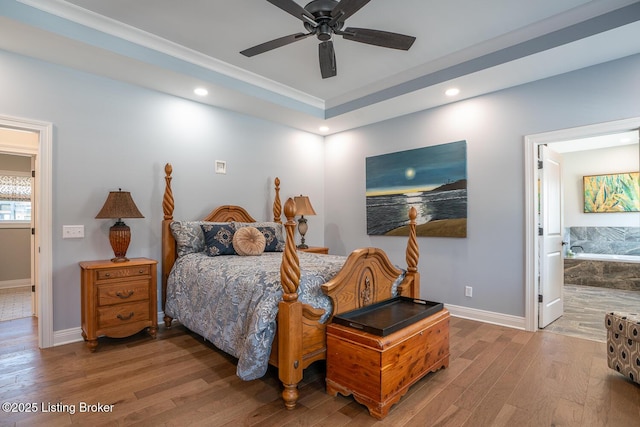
[
  {"x1": 524, "y1": 116, "x2": 640, "y2": 332},
  {"x1": 0, "y1": 114, "x2": 53, "y2": 348}
]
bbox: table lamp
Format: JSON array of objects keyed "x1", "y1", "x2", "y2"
[
  {"x1": 294, "y1": 195, "x2": 316, "y2": 249},
  {"x1": 95, "y1": 189, "x2": 144, "y2": 262}
]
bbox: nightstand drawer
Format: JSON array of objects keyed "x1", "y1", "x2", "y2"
[
  {"x1": 96, "y1": 265, "x2": 150, "y2": 281},
  {"x1": 98, "y1": 280, "x2": 150, "y2": 306},
  {"x1": 98, "y1": 301, "x2": 150, "y2": 329}
]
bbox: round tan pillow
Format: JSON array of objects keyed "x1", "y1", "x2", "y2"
[{"x1": 233, "y1": 226, "x2": 266, "y2": 256}]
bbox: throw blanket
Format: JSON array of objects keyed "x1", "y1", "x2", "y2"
[{"x1": 165, "y1": 251, "x2": 348, "y2": 380}]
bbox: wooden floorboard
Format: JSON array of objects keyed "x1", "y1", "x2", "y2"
[{"x1": 0, "y1": 316, "x2": 638, "y2": 426}]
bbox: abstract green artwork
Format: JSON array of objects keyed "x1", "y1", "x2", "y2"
[{"x1": 583, "y1": 172, "x2": 640, "y2": 213}]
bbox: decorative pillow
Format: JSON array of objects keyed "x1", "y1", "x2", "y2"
[
  {"x1": 232, "y1": 226, "x2": 266, "y2": 256},
  {"x1": 201, "y1": 223, "x2": 237, "y2": 256},
  {"x1": 170, "y1": 221, "x2": 222, "y2": 257},
  {"x1": 255, "y1": 226, "x2": 281, "y2": 252},
  {"x1": 233, "y1": 221, "x2": 285, "y2": 252}
]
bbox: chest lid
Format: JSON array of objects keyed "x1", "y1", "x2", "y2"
[{"x1": 331, "y1": 296, "x2": 443, "y2": 336}]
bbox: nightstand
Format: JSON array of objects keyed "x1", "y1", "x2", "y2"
[
  {"x1": 298, "y1": 246, "x2": 329, "y2": 254},
  {"x1": 80, "y1": 257, "x2": 158, "y2": 352}
]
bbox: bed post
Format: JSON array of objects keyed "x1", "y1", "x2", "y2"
[
  {"x1": 273, "y1": 177, "x2": 282, "y2": 223},
  {"x1": 400, "y1": 206, "x2": 420, "y2": 298},
  {"x1": 278, "y1": 197, "x2": 303, "y2": 410},
  {"x1": 162, "y1": 163, "x2": 177, "y2": 327}
]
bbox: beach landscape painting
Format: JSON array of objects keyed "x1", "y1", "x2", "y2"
[{"x1": 366, "y1": 140, "x2": 467, "y2": 237}]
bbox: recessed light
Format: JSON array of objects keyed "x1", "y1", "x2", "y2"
[
  {"x1": 194, "y1": 87, "x2": 208, "y2": 96},
  {"x1": 445, "y1": 88, "x2": 460, "y2": 97},
  {"x1": 319, "y1": 126, "x2": 329, "y2": 132}
]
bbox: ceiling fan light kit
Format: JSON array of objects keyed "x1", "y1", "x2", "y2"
[{"x1": 240, "y1": 0, "x2": 416, "y2": 79}]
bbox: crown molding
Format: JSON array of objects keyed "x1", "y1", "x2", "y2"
[{"x1": 18, "y1": 0, "x2": 325, "y2": 111}]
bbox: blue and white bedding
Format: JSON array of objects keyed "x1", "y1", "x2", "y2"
[{"x1": 164, "y1": 251, "x2": 349, "y2": 380}]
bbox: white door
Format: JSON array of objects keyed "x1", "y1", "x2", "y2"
[{"x1": 539, "y1": 145, "x2": 564, "y2": 328}]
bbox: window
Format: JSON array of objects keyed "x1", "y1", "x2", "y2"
[{"x1": 0, "y1": 173, "x2": 31, "y2": 221}]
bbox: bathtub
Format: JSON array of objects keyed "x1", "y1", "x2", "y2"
[
  {"x1": 570, "y1": 253, "x2": 640, "y2": 263},
  {"x1": 564, "y1": 254, "x2": 640, "y2": 291}
]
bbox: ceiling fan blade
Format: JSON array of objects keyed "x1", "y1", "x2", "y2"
[
  {"x1": 267, "y1": 0, "x2": 317, "y2": 25},
  {"x1": 240, "y1": 33, "x2": 312, "y2": 57},
  {"x1": 328, "y1": 0, "x2": 371, "y2": 26},
  {"x1": 319, "y1": 41, "x2": 337, "y2": 79},
  {"x1": 341, "y1": 27, "x2": 416, "y2": 50}
]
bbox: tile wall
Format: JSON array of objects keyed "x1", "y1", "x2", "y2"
[{"x1": 566, "y1": 226, "x2": 640, "y2": 256}]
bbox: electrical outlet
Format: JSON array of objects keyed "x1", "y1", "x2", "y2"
[
  {"x1": 465, "y1": 286, "x2": 473, "y2": 297},
  {"x1": 62, "y1": 225, "x2": 84, "y2": 239}
]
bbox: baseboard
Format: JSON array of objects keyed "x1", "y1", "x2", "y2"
[
  {"x1": 53, "y1": 311, "x2": 168, "y2": 347},
  {"x1": 0, "y1": 279, "x2": 30, "y2": 290},
  {"x1": 52, "y1": 307, "x2": 524, "y2": 346},
  {"x1": 445, "y1": 304, "x2": 526, "y2": 330},
  {"x1": 54, "y1": 327, "x2": 84, "y2": 346}
]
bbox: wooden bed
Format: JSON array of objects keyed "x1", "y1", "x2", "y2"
[{"x1": 160, "y1": 163, "x2": 421, "y2": 410}]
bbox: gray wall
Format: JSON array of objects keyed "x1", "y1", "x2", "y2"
[
  {"x1": 325, "y1": 53, "x2": 640, "y2": 317},
  {"x1": 0, "y1": 153, "x2": 31, "y2": 283},
  {"x1": 0, "y1": 228, "x2": 30, "y2": 282},
  {"x1": 0, "y1": 49, "x2": 324, "y2": 331},
  {"x1": 1, "y1": 46, "x2": 639, "y2": 331}
]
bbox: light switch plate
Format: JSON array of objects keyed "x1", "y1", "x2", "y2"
[
  {"x1": 62, "y1": 225, "x2": 84, "y2": 239},
  {"x1": 215, "y1": 160, "x2": 226, "y2": 174}
]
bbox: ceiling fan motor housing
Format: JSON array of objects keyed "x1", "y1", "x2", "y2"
[{"x1": 304, "y1": 0, "x2": 344, "y2": 40}]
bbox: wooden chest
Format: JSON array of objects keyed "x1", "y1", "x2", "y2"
[{"x1": 326, "y1": 307, "x2": 450, "y2": 419}]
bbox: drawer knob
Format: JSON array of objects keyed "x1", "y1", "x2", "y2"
[
  {"x1": 104, "y1": 273, "x2": 110, "y2": 277},
  {"x1": 116, "y1": 290, "x2": 134, "y2": 299},
  {"x1": 117, "y1": 312, "x2": 135, "y2": 321},
  {"x1": 139, "y1": 269, "x2": 144, "y2": 273}
]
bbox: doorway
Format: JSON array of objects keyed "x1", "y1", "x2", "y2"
[
  {"x1": 524, "y1": 117, "x2": 640, "y2": 333},
  {"x1": 0, "y1": 151, "x2": 34, "y2": 322},
  {"x1": 0, "y1": 114, "x2": 53, "y2": 348}
]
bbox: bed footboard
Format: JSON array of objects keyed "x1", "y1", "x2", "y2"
[{"x1": 276, "y1": 203, "x2": 420, "y2": 411}]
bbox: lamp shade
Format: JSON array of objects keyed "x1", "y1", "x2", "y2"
[
  {"x1": 95, "y1": 189, "x2": 144, "y2": 220},
  {"x1": 96, "y1": 189, "x2": 144, "y2": 263},
  {"x1": 294, "y1": 195, "x2": 316, "y2": 216}
]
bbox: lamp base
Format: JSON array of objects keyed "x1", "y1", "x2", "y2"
[
  {"x1": 297, "y1": 216, "x2": 309, "y2": 250},
  {"x1": 109, "y1": 220, "x2": 131, "y2": 263}
]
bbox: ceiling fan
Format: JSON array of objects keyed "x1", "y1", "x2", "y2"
[{"x1": 240, "y1": 0, "x2": 416, "y2": 79}]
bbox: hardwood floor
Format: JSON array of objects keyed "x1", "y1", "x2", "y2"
[{"x1": 1, "y1": 316, "x2": 638, "y2": 426}]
